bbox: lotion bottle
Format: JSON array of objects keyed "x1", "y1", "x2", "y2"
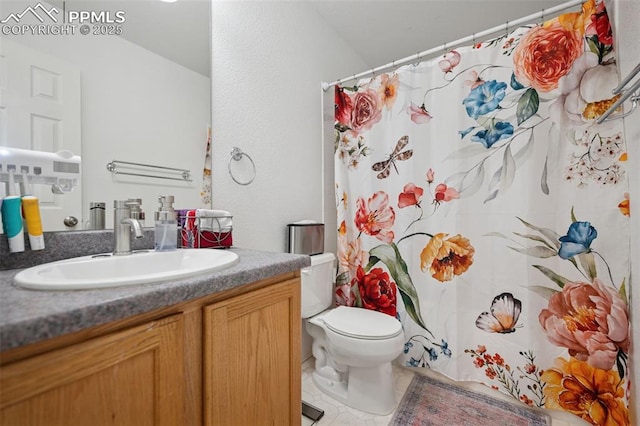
[{"x1": 154, "y1": 195, "x2": 177, "y2": 251}]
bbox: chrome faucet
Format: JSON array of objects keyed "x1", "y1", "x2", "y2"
[{"x1": 113, "y1": 199, "x2": 144, "y2": 255}]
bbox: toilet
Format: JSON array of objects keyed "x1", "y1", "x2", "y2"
[{"x1": 302, "y1": 252, "x2": 405, "y2": 415}]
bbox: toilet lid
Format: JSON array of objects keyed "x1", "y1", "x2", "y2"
[{"x1": 322, "y1": 306, "x2": 402, "y2": 339}]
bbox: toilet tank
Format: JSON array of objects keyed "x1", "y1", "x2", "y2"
[{"x1": 301, "y1": 252, "x2": 336, "y2": 319}]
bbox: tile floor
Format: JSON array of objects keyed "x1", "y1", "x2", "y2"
[{"x1": 301, "y1": 358, "x2": 587, "y2": 426}]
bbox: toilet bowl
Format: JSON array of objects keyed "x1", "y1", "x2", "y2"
[
  {"x1": 306, "y1": 306, "x2": 404, "y2": 414},
  {"x1": 302, "y1": 253, "x2": 405, "y2": 415}
]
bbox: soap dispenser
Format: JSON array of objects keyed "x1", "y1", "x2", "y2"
[{"x1": 154, "y1": 195, "x2": 178, "y2": 251}]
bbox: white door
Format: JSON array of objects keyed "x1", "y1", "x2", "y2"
[{"x1": 0, "y1": 38, "x2": 82, "y2": 231}]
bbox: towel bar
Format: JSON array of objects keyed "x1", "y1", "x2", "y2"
[{"x1": 106, "y1": 160, "x2": 192, "y2": 182}]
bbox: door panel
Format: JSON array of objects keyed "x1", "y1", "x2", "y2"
[{"x1": 0, "y1": 39, "x2": 82, "y2": 231}]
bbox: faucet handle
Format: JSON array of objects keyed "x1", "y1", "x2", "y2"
[{"x1": 126, "y1": 198, "x2": 145, "y2": 220}]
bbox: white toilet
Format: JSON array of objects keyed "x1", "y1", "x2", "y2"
[{"x1": 302, "y1": 252, "x2": 405, "y2": 415}]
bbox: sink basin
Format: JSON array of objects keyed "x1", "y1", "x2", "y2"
[{"x1": 14, "y1": 249, "x2": 239, "y2": 290}]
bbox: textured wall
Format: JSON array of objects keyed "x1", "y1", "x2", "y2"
[{"x1": 210, "y1": 1, "x2": 367, "y2": 253}]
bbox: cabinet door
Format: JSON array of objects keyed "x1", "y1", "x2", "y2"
[
  {"x1": 0, "y1": 314, "x2": 185, "y2": 426},
  {"x1": 204, "y1": 278, "x2": 301, "y2": 426}
]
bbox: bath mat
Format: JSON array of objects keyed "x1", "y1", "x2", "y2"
[{"x1": 389, "y1": 373, "x2": 550, "y2": 426}]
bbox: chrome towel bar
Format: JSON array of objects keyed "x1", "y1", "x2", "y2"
[{"x1": 106, "y1": 160, "x2": 192, "y2": 182}]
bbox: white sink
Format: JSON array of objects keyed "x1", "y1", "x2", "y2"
[{"x1": 14, "y1": 249, "x2": 239, "y2": 290}]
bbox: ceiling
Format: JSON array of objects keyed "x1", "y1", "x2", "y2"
[
  {"x1": 50, "y1": 0, "x2": 211, "y2": 76},
  {"x1": 56, "y1": 0, "x2": 572, "y2": 78},
  {"x1": 309, "y1": 0, "x2": 570, "y2": 70}
]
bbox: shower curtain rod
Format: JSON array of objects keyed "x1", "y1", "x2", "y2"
[{"x1": 322, "y1": 0, "x2": 584, "y2": 91}]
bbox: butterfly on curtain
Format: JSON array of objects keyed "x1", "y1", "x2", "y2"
[
  {"x1": 371, "y1": 135, "x2": 413, "y2": 179},
  {"x1": 475, "y1": 292, "x2": 522, "y2": 334}
]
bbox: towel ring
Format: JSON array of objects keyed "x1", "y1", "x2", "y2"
[{"x1": 228, "y1": 147, "x2": 256, "y2": 185}]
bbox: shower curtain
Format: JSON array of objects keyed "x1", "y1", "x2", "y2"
[{"x1": 333, "y1": 1, "x2": 631, "y2": 424}]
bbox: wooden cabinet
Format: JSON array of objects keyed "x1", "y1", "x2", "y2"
[
  {"x1": 0, "y1": 272, "x2": 301, "y2": 426},
  {"x1": 204, "y1": 278, "x2": 301, "y2": 425},
  {"x1": 0, "y1": 314, "x2": 185, "y2": 426}
]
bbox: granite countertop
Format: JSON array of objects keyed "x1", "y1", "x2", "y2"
[{"x1": 0, "y1": 248, "x2": 310, "y2": 352}]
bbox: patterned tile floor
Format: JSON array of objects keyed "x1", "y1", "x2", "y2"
[{"x1": 301, "y1": 358, "x2": 587, "y2": 426}]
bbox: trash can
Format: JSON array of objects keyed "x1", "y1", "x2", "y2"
[{"x1": 287, "y1": 220, "x2": 324, "y2": 255}]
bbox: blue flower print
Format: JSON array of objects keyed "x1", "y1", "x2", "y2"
[
  {"x1": 463, "y1": 80, "x2": 507, "y2": 119},
  {"x1": 558, "y1": 221, "x2": 598, "y2": 259},
  {"x1": 441, "y1": 339, "x2": 452, "y2": 357},
  {"x1": 471, "y1": 121, "x2": 514, "y2": 148},
  {"x1": 408, "y1": 357, "x2": 420, "y2": 367},
  {"x1": 404, "y1": 341, "x2": 414, "y2": 354},
  {"x1": 459, "y1": 126, "x2": 476, "y2": 139},
  {"x1": 427, "y1": 347, "x2": 438, "y2": 361}
]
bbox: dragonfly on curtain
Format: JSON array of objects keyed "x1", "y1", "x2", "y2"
[{"x1": 371, "y1": 135, "x2": 413, "y2": 179}]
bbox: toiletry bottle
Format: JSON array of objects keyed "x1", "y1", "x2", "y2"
[
  {"x1": 88, "y1": 202, "x2": 106, "y2": 230},
  {"x1": 1, "y1": 196, "x2": 25, "y2": 253},
  {"x1": 22, "y1": 196, "x2": 45, "y2": 250},
  {"x1": 154, "y1": 195, "x2": 177, "y2": 251}
]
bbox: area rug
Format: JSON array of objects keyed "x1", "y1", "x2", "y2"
[{"x1": 389, "y1": 373, "x2": 551, "y2": 426}]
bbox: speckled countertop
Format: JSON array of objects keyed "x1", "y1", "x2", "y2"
[{"x1": 0, "y1": 248, "x2": 310, "y2": 352}]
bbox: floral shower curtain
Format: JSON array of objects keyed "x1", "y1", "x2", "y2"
[{"x1": 333, "y1": 1, "x2": 631, "y2": 424}]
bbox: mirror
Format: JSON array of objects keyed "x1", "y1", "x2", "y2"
[{"x1": 0, "y1": 0, "x2": 211, "y2": 232}]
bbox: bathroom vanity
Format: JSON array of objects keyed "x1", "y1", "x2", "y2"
[{"x1": 0, "y1": 248, "x2": 309, "y2": 425}]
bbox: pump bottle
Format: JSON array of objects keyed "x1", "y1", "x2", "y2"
[{"x1": 154, "y1": 195, "x2": 177, "y2": 251}]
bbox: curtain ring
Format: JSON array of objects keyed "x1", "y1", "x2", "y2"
[
  {"x1": 505, "y1": 20, "x2": 510, "y2": 36},
  {"x1": 443, "y1": 42, "x2": 447, "y2": 55},
  {"x1": 541, "y1": 8, "x2": 545, "y2": 25},
  {"x1": 228, "y1": 147, "x2": 256, "y2": 185}
]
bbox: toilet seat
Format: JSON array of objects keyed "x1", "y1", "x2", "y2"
[{"x1": 322, "y1": 306, "x2": 402, "y2": 340}]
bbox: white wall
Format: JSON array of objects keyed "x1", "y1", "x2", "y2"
[
  {"x1": 7, "y1": 31, "x2": 211, "y2": 228},
  {"x1": 210, "y1": 1, "x2": 367, "y2": 254},
  {"x1": 613, "y1": 1, "x2": 639, "y2": 423}
]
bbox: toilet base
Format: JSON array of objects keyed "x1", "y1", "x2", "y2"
[{"x1": 311, "y1": 362, "x2": 397, "y2": 415}]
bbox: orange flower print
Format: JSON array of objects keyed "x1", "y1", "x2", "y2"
[
  {"x1": 542, "y1": 357, "x2": 629, "y2": 425},
  {"x1": 485, "y1": 367, "x2": 497, "y2": 380},
  {"x1": 513, "y1": 19, "x2": 583, "y2": 92},
  {"x1": 420, "y1": 233, "x2": 474, "y2": 282},
  {"x1": 557, "y1": 0, "x2": 596, "y2": 35},
  {"x1": 618, "y1": 193, "x2": 630, "y2": 217},
  {"x1": 378, "y1": 73, "x2": 399, "y2": 110},
  {"x1": 338, "y1": 220, "x2": 347, "y2": 236},
  {"x1": 354, "y1": 191, "x2": 395, "y2": 243}
]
